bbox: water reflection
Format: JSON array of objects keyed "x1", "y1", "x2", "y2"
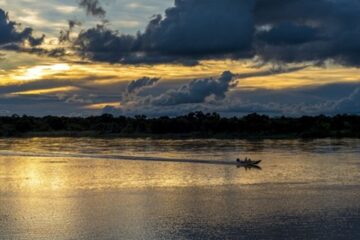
[
  {"x1": 1, "y1": 138, "x2": 360, "y2": 190},
  {"x1": 239, "y1": 165, "x2": 262, "y2": 170},
  {"x1": 1, "y1": 138, "x2": 360, "y2": 239}
]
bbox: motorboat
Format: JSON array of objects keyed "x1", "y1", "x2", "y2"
[{"x1": 236, "y1": 159, "x2": 262, "y2": 166}]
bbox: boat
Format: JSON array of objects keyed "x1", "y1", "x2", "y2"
[{"x1": 236, "y1": 159, "x2": 262, "y2": 166}]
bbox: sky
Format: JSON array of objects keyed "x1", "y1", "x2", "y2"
[{"x1": 0, "y1": 0, "x2": 360, "y2": 116}]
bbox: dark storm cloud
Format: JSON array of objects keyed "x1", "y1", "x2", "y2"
[
  {"x1": 0, "y1": 8, "x2": 44, "y2": 47},
  {"x1": 65, "y1": 0, "x2": 360, "y2": 66},
  {"x1": 257, "y1": 22, "x2": 320, "y2": 46},
  {"x1": 73, "y1": 0, "x2": 254, "y2": 64},
  {"x1": 139, "y1": 0, "x2": 254, "y2": 56},
  {"x1": 3, "y1": 0, "x2": 360, "y2": 66},
  {"x1": 74, "y1": 24, "x2": 137, "y2": 63},
  {"x1": 78, "y1": 0, "x2": 106, "y2": 18},
  {"x1": 254, "y1": 0, "x2": 360, "y2": 65}
]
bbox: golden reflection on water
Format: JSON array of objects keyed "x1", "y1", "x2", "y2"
[
  {"x1": 0, "y1": 138, "x2": 360, "y2": 193},
  {"x1": 1, "y1": 138, "x2": 360, "y2": 239},
  {"x1": 0, "y1": 156, "x2": 242, "y2": 193},
  {"x1": 1, "y1": 138, "x2": 360, "y2": 193}
]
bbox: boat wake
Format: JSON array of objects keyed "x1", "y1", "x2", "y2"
[{"x1": 0, "y1": 150, "x2": 261, "y2": 168}]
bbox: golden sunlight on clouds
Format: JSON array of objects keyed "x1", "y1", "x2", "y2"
[
  {"x1": 11, "y1": 86, "x2": 78, "y2": 96},
  {"x1": 84, "y1": 102, "x2": 122, "y2": 110},
  {"x1": 238, "y1": 66, "x2": 360, "y2": 90},
  {"x1": 13, "y1": 63, "x2": 71, "y2": 81},
  {"x1": 70, "y1": 60, "x2": 360, "y2": 90},
  {"x1": 1, "y1": 52, "x2": 360, "y2": 93},
  {"x1": 70, "y1": 60, "x2": 257, "y2": 85},
  {"x1": 1, "y1": 58, "x2": 255, "y2": 86}
]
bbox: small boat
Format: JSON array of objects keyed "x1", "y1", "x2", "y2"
[{"x1": 236, "y1": 159, "x2": 262, "y2": 165}]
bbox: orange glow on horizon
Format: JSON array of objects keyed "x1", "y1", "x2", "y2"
[{"x1": 1, "y1": 52, "x2": 360, "y2": 102}]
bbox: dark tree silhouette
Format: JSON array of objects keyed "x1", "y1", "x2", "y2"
[{"x1": 0, "y1": 112, "x2": 359, "y2": 138}]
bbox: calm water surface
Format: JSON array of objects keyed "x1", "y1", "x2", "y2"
[{"x1": 1, "y1": 138, "x2": 360, "y2": 239}]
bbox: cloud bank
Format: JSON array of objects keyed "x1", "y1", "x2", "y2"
[
  {"x1": 61, "y1": 0, "x2": 360, "y2": 66},
  {"x1": 150, "y1": 71, "x2": 235, "y2": 106},
  {"x1": 99, "y1": 70, "x2": 360, "y2": 117},
  {"x1": 3, "y1": 0, "x2": 360, "y2": 66},
  {"x1": 73, "y1": 0, "x2": 254, "y2": 64}
]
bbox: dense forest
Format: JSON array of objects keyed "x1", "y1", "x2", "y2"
[{"x1": 0, "y1": 112, "x2": 359, "y2": 138}]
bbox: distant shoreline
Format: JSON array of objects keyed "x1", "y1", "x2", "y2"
[{"x1": 1, "y1": 112, "x2": 359, "y2": 139}]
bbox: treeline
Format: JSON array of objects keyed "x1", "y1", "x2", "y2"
[{"x1": 0, "y1": 112, "x2": 360, "y2": 138}]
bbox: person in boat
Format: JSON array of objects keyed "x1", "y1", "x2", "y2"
[
  {"x1": 236, "y1": 157, "x2": 253, "y2": 164},
  {"x1": 236, "y1": 157, "x2": 249, "y2": 164},
  {"x1": 236, "y1": 158, "x2": 245, "y2": 164}
]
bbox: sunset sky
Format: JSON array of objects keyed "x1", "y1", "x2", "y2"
[{"x1": 1, "y1": 0, "x2": 360, "y2": 116}]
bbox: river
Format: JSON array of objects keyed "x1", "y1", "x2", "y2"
[{"x1": 1, "y1": 138, "x2": 360, "y2": 239}]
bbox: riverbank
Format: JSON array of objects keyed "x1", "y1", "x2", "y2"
[{"x1": 1, "y1": 113, "x2": 359, "y2": 139}]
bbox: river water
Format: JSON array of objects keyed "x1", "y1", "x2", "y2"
[{"x1": 1, "y1": 138, "x2": 360, "y2": 239}]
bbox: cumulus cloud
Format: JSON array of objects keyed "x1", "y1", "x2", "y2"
[
  {"x1": 106, "y1": 66, "x2": 318, "y2": 116},
  {"x1": 150, "y1": 71, "x2": 235, "y2": 106},
  {"x1": 72, "y1": 0, "x2": 254, "y2": 64},
  {"x1": 0, "y1": 8, "x2": 44, "y2": 47},
  {"x1": 74, "y1": 24, "x2": 138, "y2": 63},
  {"x1": 112, "y1": 71, "x2": 240, "y2": 116},
  {"x1": 139, "y1": 0, "x2": 254, "y2": 56},
  {"x1": 61, "y1": 0, "x2": 360, "y2": 67},
  {"x1": 127, "y1": 77, "x2": 160, "y2": 94}
]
